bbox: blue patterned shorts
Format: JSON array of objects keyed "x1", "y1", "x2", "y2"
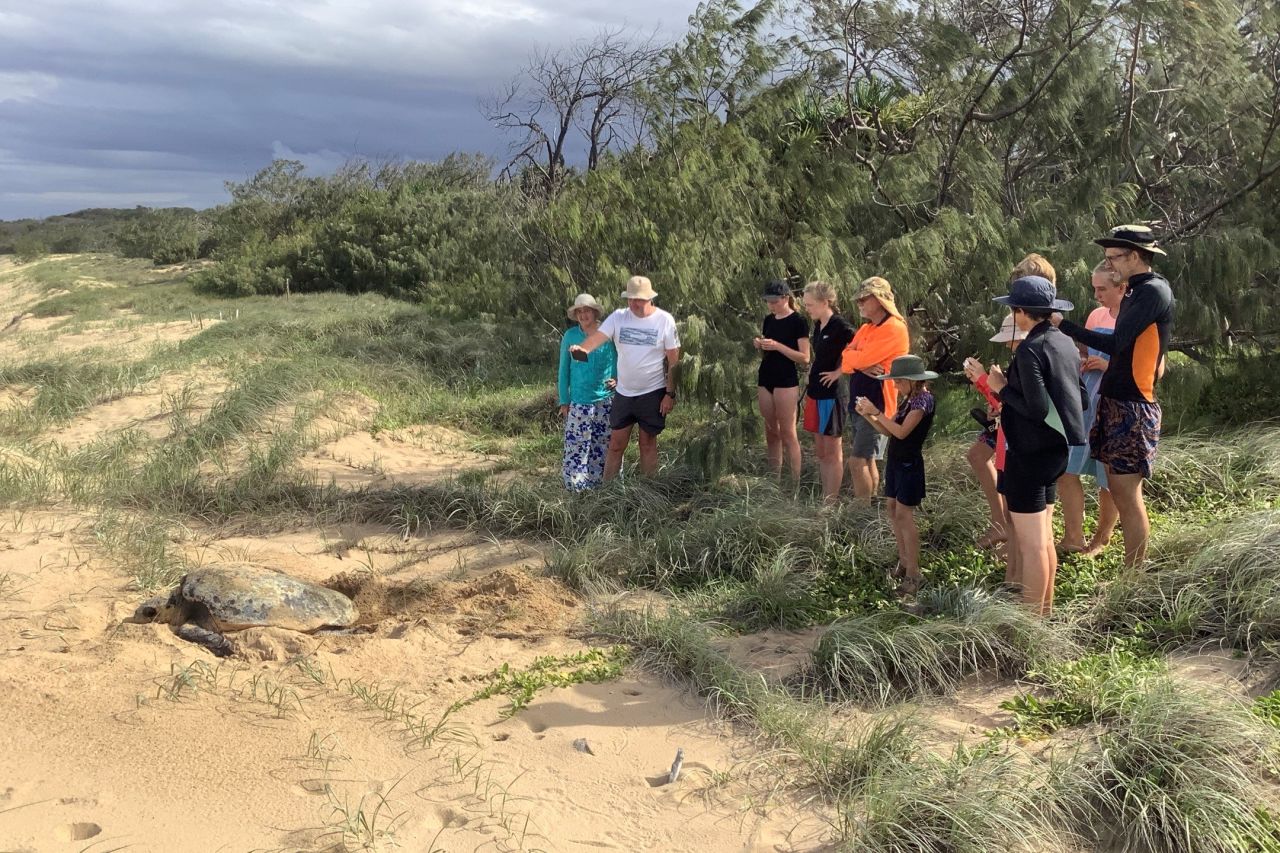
[{"x1": 1091, "y1": 397, "x2": 1161, "y2": 478}]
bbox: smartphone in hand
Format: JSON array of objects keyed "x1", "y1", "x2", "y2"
[{"x1": 570, "y1": 348, "x2": 589, "y2": 362}]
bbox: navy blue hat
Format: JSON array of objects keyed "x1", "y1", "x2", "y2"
[
  {"x1": 761, "y1": 279, "x2": 789, "y2": 299},
  {"x1": 994, "y1": 275, "x2": 1074, "y2": 312}
]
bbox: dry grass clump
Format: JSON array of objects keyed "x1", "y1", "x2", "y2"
[
  {"x1": 841, "y1": 743, "x2": 1084, "y2": 853},
  {"x1": 1093, "y1": 509, "x2": 1280, "y2": 652},
  {"x1": 814, "y1": 588, "x2": 1078, "y2": 705},
  {"x1": 595, "y1": 603, "x2": 921, "y2": 801},
  {"x1": 1063, "y1": 678, "x2": 1280, "y2": 853}
]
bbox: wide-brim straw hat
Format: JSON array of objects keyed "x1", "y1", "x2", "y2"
[
  {"x1": 989, "y1": 312, "x2": 1026, "y2": 343},
  {"x1": 621, "y1": 275, "x2": 657, "y2": 301},
  {"x1": 853, "y1": 277, "x2": 903, "y2": 320},
  {"x1": 877, "y1": 354, "x2": 939, "y2": 382},
  {"x1": 994, "y1": 275, "x2": 1074, "y2": 312},
  {"x1": 567, "y1": 293, "x2": 605, "y2": 321},
  {"x1": 1095, "y1": 224, "x2": 1167, "y2": 256}
]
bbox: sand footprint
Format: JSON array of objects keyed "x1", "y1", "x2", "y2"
[
  {"x1": 55, "y1": 822, "x2": 102, "y2": 842},
  {"x1": 434, "y1": 806, "x2": 471, "y2": 828}
]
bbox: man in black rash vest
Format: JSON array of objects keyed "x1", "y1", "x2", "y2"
[{"x1": 1052, "y1": 224, "x2": 1174, "y2": 568}]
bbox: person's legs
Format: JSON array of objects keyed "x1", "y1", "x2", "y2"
[
  {"x1": 565, "y1": 403, "x2": 608, "y2": 491},
  {"x1": 1003, "y1": 505, "x2": 1021, "y2": 589},
  {"x1": 773, "y1": 386, "x2": 803, "y2": 480},
  {"x1": 897, "y1": 501, "x2": 921, "y2": 579},
  {"x1": 583, "y1": 400, "x2": 612, "y2": 489},
  {"x1": 886, "y1": 497, "x2": 905, "y2": 569},
  {"x1": 757, "y1": 386, "x2": 782, "y2": 474},
  {"x1": 966, "y1": 440, "x2": 1005, "y2": 546},
  {"x1": 1056, "y1": 473, "x2": 1086, "y2": 552},
  {"x1": 1011, "y1": 510, "x2": 1053, "y2": 615},
  {"x1": 637, "y1": 428, "x2": 660, "y2": 476},
  {"x1": 816, "y1": 434, "x2": 843, "y2": 503},
  {"x1": 1082, "y1": 487, "x2": 1119, "y2": 557},
  {"x1": 848, "y1": 456, "x2": 876, "y2": 499},
  {"x1": 604, "y1": 426, "x2": 632, "y2": 481},
  {"x1": 847, "y1": 417, "x2": 882, "y2": 500},
  {"x1": 811, "y1": 427, "x2": 828, "y2": 479},
  {"x1": 1093, "y1": 396, "x2": 1159, "y2": 568},
  {"x1": 1108, "y1": 469, "x2": 1150, "y2": 567},
  {"x1": 563, "y1": 404, "x2": 581, "y2": 490},
  {"x1": 1043, "y1": 502, "x2": 1058, "y2": 612}
]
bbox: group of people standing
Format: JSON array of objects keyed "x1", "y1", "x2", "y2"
[{"x1": 554, "y1": 224, "x2": 1175, "y2": 615}]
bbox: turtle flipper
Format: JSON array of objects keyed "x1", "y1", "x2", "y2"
[{"x1": 174, "y1": 624, "x2": 235, "y2": 658}]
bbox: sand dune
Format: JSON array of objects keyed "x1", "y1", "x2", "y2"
[{"x1": 0, "y1": 510, "x2": 830, "y2": 852}]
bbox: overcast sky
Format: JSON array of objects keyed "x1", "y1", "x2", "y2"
[{"x1": 0, "y1": 0, "x2": 697, "y2": 220}]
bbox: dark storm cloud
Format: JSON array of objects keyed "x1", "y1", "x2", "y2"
[{"x1": 0, "y1": 1, "x2": 697, "y2": 219}]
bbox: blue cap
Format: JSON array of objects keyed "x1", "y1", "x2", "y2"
[{"x1": 993, "y1": 275, "x2": 1074, "y2": 312}]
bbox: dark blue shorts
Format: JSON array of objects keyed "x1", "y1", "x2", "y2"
[{"x1": 884, "y1": 458, "x2": 926, "y2": 507}]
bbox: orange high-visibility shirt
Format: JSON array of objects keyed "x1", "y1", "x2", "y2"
[{"x1": 841, "y1": 315, "x2": 910, "y2": 419}]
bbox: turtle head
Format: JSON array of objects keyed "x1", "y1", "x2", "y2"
[{"x1": 131, "y1": 593, "x2": 179, "y2": 624}]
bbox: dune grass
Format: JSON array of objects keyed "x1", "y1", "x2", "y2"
[
  {"x1": 5, "y1": 255, "x2": 1280, "y2": 851},
  {"x1": 1065, "y1": 677, "x2": 1280, "y2": 853},
  {"x1": 813, "y1": 587, "x2": 1079, "y2": 705},
  {"x1": 841, "y1": 743, "x2": 1086, "y2": 853},
  {"x1": 1091, "y1": 508, "x2": 1280, "y2": 652}
]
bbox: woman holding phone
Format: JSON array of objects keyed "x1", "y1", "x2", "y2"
[
  {"x1": 558, "y1": 294, "x2": 617, "y2": 490},
  {"x1": 754, "y1": 280, "x2": 810, "y2": 479}
]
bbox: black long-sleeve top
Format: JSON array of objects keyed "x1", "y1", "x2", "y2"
[
  {"x1": 999, "y1": 321, "x2": 1087, "y2": 454},
  {"x1": 1059, "y1": 272, "x2": 1174, "y2": 404}
]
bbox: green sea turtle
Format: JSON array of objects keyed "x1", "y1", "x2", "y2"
[{"x1": 131, "y1": 563, "x2": 358, "y2": 657}]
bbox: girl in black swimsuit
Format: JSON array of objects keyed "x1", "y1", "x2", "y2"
[{"x1": 753, "y1": 280, "x2": 810, "y2": 479}]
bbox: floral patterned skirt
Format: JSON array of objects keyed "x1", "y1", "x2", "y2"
[{"x1": 563, "y1": 400, "x2": 613, "y2": 491}]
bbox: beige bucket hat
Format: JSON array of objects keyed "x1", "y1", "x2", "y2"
[
  {"x1": 567, "y1": 293, "x2": 605, "y2": 321},
  {"x1": 621, "y1": 275, "x2": 657, "y2": 301},
  {"x1": 989, "y1": 312, "x2": 1026, "y2": 343},
  {"x1": 853, "y1": 277, "x2": 903, "y2": 320}
]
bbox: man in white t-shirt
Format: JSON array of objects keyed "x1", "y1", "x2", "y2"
[{"x1": 570, "y1": 275, "x2": 681, "y2": 480}]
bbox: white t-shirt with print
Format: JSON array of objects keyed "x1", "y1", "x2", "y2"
[{"x1": 599, "y1": 307, "x2": 681, "y2": 397}]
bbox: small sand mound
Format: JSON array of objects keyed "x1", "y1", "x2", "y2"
[
  {"x1": 73, "y1": 276, "x2": 119, "y2": 289},
  {"x1": 297, "y1": 422, "x2": 498, "y2": 488},
  {"x1": 48, "y1": 370, "x2": 228, "y2": 450},
  {"x1": 717, "y1": 626, "x2": 827, "y2": 685},
  {"x1": 0, "y1": 385, "x2": 35, "y2": 412},
  {"x1": 0, "y1": 317, "x2": 220, "y2": 362},
  {"x1": 325, "y1": 566, "x2": 579, "y2": 637},
  {"x1": 307, "y1": 390, "x2": 380, "y2": 439},
  {"x1": 205, "y1": 390, "x2": 379, "y2": 475}
]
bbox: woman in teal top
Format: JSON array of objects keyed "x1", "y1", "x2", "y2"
[{"x1": 558, "y1": 294, "x2": 617, "y2": 490}]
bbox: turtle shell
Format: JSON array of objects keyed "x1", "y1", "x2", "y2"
[{"x1": 179, "y1": 564, "x2": 357, "y2": 632}]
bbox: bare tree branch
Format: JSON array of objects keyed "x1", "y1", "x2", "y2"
[{"x1": 485, "y1": 29, "x2": 658, "y2": 196}]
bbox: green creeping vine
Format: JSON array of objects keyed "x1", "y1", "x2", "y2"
[
  {"x1": 453, "y1": 646, "x2": 631, "y2": 718},
  {"x1": 993, "y1": 644, "x2": 1166, "y2": 738}
]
